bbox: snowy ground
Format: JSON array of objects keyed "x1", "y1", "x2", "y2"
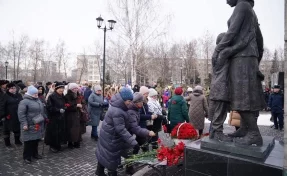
[{"x1": 205, "y1": 111, "x2": 273, "y2": 126}]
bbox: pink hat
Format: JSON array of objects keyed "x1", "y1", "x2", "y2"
[{"x1": 139, "y1": 86, "x2": 149, "y2": 95}]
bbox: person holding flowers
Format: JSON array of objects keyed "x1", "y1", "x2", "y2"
[
  {"x1": 18, "y1": 85, "x2": 47, "y2": 164},
  {"x1": 96, "y1": 88, "x2": 137, "y2": 176},
  {"x1": 45, "y1": 82, "x2": 67, "y2": 153},
  {"x1": 64, "y1": 83, "x2": 83, "y2": 149}
]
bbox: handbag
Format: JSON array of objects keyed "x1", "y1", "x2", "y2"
[
  {"x1": 80, "y1": 105, "x2": 89, "y2": 122},
  {"x1": 32, "y1": 114, "x2": 45, "y2": 124}
]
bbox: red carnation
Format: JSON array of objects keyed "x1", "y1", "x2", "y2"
[
  {"x1": 6, "y1": 115, "x2": 11, "y2": 120},
  {"x1": 65, "y1": 103, "x2": 71, "y2": 108},
  {"x1": 35, "y1": 124, "x2": 40, "y2": 131}
]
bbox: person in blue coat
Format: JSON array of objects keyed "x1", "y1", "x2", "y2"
[
  {"x1": 88, "y1": 85, "x2": 108, "y2": 140},
  {"x1": 268, "y1": 85, "x2": 284, "y2": 130},
  {"x1": 95, "y1": 88, "x2": 137, "y2": 176}
]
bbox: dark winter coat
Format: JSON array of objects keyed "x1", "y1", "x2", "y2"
[
  {"x1": 84, "y1": 87, "x2": 92, "y2": 103},
  {"x1": 64, "y1": 90, "x2": 81, "y2": 142},
  {"x1": 44, "y1": 92, "x2": 67, "y2": 146},
  {"x1": 186, "y1": 90, "x2": 208, "y2": 130},
  {"x1": 139, "y1": 102, "x2": 152, "y2": 128},
  {"x1": 268, "y1": 92, "x2": 284, "y2": 113},
  {"x1": 216, "y1": 1, "x2": 265, "y2": 111},
  {"x1": 88, "y1": 92, "x2": 104, "y2": 126},
  {"x1": 127, "y1": 104, "x2": 150, "y2": 137},
  {"x1": 18, "y1": 95, "x2": 46, "y2": 142},
  {"x1": 0, "y1": 92, "x2": 23, "y2": 132},
  {"x1": 168, "y1": 95, "x2": 189, "y2": 130},
  {"x1": 96, "y1": 93, "x2": 137, "y2": 171}
]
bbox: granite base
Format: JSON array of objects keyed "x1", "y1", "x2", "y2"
[
  {"x1": 184, "y1": 139, "x2": 283, "y2": 176},
  {"x1": 200, "y1": 136, "x2": 275, "y2": 160}
]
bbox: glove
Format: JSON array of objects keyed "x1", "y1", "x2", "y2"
[
  {"x1": 103, "y1": 102, "x2": 109, "y2": 106},
  {"x1": 60, "y1": 109, "x2": 65, "y2": 114},
  {"x1": 99, "y1": 103, "x2": 103, "y2": 107}
]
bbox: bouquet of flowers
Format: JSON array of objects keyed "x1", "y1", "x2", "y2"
[
  {"x1": 124, "y1": 138, "x2": 185, "y2": 167},
  {"x1": 171, "y1": 123, "x2": 198, "y2": 140},
  {"x1": 157, "y1": 139, "x2": 185, "y2": 166}
]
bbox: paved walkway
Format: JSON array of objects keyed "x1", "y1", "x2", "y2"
[{"x1": 0, "y1": 113, "x2": 283, "y2": 176}]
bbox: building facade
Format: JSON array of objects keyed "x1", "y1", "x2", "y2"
[{"x1": 76, "y1": 55, "x2": 101, "y2": 84}]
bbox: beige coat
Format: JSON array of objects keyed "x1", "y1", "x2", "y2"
[
  {"x1": 228, "y1": 111, "x2": 241, "y2": 127},
  {"x1": 186, "y1": 92, "x2": 208, "y2": 130}
]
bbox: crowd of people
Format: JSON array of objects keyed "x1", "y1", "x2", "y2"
[{"x1": 0, "y1": 79, "x2": 284, "y2": 175}]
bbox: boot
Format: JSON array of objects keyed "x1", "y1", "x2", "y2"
[
  {"x1": 74, "y1": 142, "x2": 80, "y2": 148},
  {"x1": 15, "y1": 135, "x2": 23, "y2": 145},
  {"x1": 125, "y1": 165, "x2": 135, "y2": 175},
  {"x1": 68, "y1": 142, "x2": 74, "y2": 149},
  {"x1": 228, "y1": 115, "x2": 248, "y2": 137},
  {"x1": 211, "y1": 131, "x2": 233, "y2": 142},
  {"x1": 235, "y1": 112, "x2": 263, "y2": 146},
  {"x1": 4, "y1": 137, "x2": 11, "y2": 147},
  {"x1": 107, "y1": 171, "x2": 117, "y2": 176},
  {"x1": 95, "y1": 163, "x2": 107, "y2": 176}
]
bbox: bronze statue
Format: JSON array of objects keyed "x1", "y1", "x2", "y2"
[{"x1": 209, "y1": 0, "x2": 265, "y2": 146}]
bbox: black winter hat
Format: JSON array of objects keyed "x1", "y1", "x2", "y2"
[
  {"x1": 17, "y1": 82, "x2": 27, "y2": 90},
  {"x1": 274, "y1": 85, "x2": 281, "y2": 89},
  {"x1": 6, "y1": 83, "x2": 16, "y2": 89},
  {"x1": 55, "y1": 82, "x2": 65, "y2": 90},
  {"x1": 0, "y1": 80, "x2": 9, "y2": 86}
]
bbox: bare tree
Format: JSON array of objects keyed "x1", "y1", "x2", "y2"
[
  {"x1": 271, "y1": 49, "x2": 280, "y2": 74},
  {"x1": 16, "y1": 35, "x2": 29, "y2": 80},
  {"x1": 77, "y1": 50, "x2": 88, "y2": 83},
  {"x1": 108, "y1": 0, "x2": 171, "y2": 86},
  {"x1": 199, "y1": 30, "x2": 214, "y2": 86},
  {"x1": 181, "y1": 40, "x2": 199, "y2": 85},
  {"x1": 29, "y1": 39, "x2": 44, "y2": 83},
  {"x1": 261, "y1": 47, "x2": 272, "y2": 87}
]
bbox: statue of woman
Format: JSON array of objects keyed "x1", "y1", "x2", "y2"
[{"x1": 211, "y1": 0, "x2": 265, "y2": 146}]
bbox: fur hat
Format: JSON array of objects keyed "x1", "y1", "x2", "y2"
[
  {"x1": 148, "y1": 88, "x2": 158, "y2": 97},
  {"x1": 274, "y1": 85, "x2": 281, "y2": 89},
  {"x1": 17, "y1": 82, "x2": 27, "y2": 90},
  {"x1": 94, "y1": 85, "x2": 102, "y2": 92},
  {"x1": 133, "y1": 92, "x2": 144, "y2": 103},
  {"x1": 55, "y1": 82, "x2": 65, "y2": 90},
  {"x1": 139, "y1": 86, "x2": 149, "y2": 95},
  {"x1": 194, "y1": 85, "x2": 203, "y2": 91},
  {"x1": 68, "y1": 83, "x2": 79, "y2": 90},
  {"x1": 6, "y1": 83, "x2": 16, "y2": 89},
  {"x1": 0, "y1": 80, "x2": 9, "y2": 86}
]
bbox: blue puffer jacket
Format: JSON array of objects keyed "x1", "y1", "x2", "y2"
[
  {"x1": 96, "y1": 93, "x2": 137, "y2": 171},
  {"x1": 139, "y1": 102, "x2": 152, "y2": 128},
  {"x1": 268, "y1": 92, "x2": 284, "y2": 113}
]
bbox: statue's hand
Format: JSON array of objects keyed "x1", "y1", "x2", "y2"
[{"x1": 218, "y1": 47, "x2": 233, "y2": 60}]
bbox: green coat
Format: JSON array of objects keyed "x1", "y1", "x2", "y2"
[{"x1": 167, "y1": 95, "x2": 189, "y2": 130}]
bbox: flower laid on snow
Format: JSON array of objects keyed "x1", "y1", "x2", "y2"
[{"x1": 171, "y1": 123, "x2": 198, "y2": 139}]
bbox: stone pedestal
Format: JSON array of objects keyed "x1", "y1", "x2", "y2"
[
  {"x1": 200, "y1": 136, "x2": 275, "y2": 160},
  {"x1": 184, "y1": 139, "x2": 283, "y2": 176}
]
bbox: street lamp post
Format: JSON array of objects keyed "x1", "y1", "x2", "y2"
[
  {"x1": 180, "y1": 66, "x2": 183, "y2": 85},
  {"x1": 5, "y1": 61, "x2": 8, "y2": 80},
  {"x1": 96, "y1": 16, "x2": 116, "y2": 100}
]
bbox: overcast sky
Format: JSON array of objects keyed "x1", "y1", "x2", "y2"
[{"x1": 0, "y1": 0, "x2": 284, "y2": 55}]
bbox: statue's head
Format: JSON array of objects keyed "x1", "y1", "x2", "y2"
[{"x1": 226, "y1": 0, "x2": 238, "y2": 7}]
